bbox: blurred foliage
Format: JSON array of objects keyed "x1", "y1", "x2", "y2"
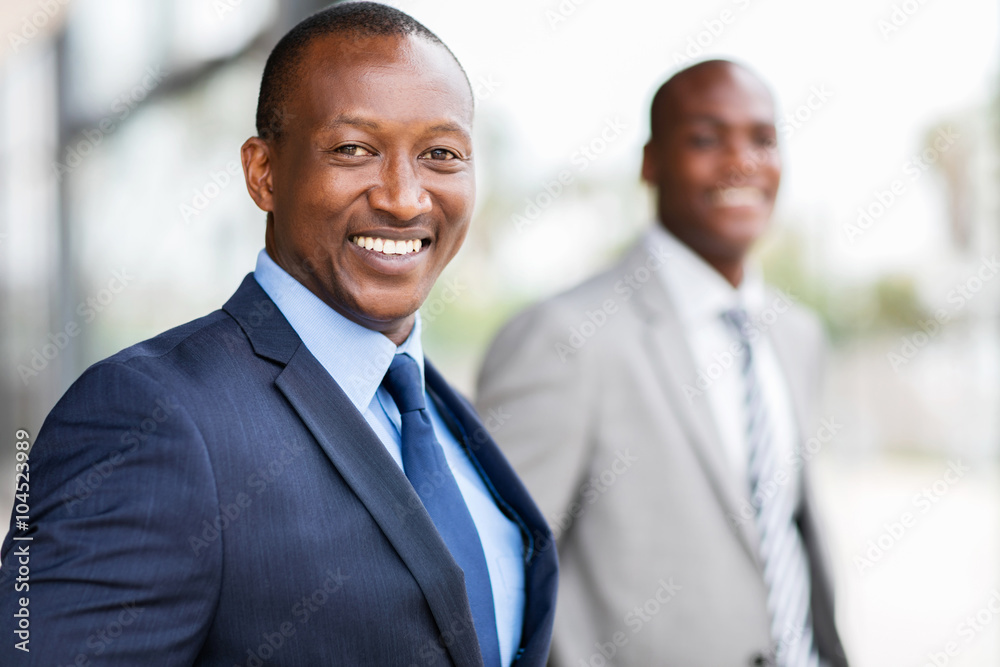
[
  {"x1": 758, "y1": 229, "x2": 931, "y2": 344},
  {"x1": 421, "y1": 288, "x2": 520, "y2": 361}
]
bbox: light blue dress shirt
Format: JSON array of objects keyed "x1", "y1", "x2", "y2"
[{"x1": 253, "y1": 249, "x2": 525, "y2": 666}]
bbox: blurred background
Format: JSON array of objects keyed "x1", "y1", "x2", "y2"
[{"x1": 0, "y1": 0, "x2": 997, "y2": 664}]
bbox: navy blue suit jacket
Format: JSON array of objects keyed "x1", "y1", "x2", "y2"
[{"x1": 0, "y1": 275, "x2": 558, "y2": 666}]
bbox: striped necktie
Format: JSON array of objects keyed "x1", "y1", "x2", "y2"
[
  {"x1": 381, "y1": 353, "x2": 502, "y2": 667},
  {"x1": 723, "y1": 308, "x2": 820, "y2": 667}
]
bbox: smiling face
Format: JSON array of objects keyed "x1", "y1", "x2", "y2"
[
  {"x1": 642, "y1": 61, "x2": 780, "y2": 286},
  {"x1": 242, "y1": 33, "x2": 474, "y2": 344}
]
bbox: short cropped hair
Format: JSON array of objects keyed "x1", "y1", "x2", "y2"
[{"x1": 255, "y1": 1, "x2": 468, "y2": 142}]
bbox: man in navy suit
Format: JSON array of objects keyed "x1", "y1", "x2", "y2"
[{"x1": 0, "y1": 3, "x2": 557, "y2": 665}]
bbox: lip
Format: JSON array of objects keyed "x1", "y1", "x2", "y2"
[
  {"x1": 709, "y1": 187, "x2": 771, "y2": 209},
  {"x1": 347, "y1": 233, "x2": 431, "y2": 276}
]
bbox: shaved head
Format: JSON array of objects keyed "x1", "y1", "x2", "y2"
[
  {"x1": 642, "y1": 59, "x2": 781, "y2": 287},
  {"x1": 649, "y1": 60, "x2": 774, "y2": 140},
  {"x1": 256, "y1": 1, "x2": 470, "y2": 143}
]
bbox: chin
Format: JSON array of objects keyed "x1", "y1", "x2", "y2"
[
  {"x1": 363, "y1": 297, "x2": 426, "y2": 324},
  {"x1": 714, "y1": 214, "x2": 769, "y2": 243}
]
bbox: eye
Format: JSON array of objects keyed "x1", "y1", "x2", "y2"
[
  {"x1": 334, "y1": 144, "x2": 374, "y2": 157},
  {"x1": 420, "y1": 148, "x2": 459, "y2": 160},
  {"x1": 755, "y1": 133, "x2": 778, "y2": 149},
  {"x1": 689, "y1": 133, "x2": 718, "y2": 149}
]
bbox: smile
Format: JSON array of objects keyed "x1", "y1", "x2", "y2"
[
  {"x1": 712, "y1": 187, "x2": 767, "y2": 207},
  {"x1": 351, "y1": 235, "x2": 425, "y2": 255}
]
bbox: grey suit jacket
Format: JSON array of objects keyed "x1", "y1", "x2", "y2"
[{"x1": 476, "y1": 238, "x2": 848, "y2": 667}]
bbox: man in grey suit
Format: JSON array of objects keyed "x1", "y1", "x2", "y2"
[{"x1": 476, "y1": 60, "x2": 849, "y2": 666}]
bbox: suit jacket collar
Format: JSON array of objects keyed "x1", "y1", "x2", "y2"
[
  {"x1": 224, "y1": 275, "x2": 483, "y2": 666},
  {"x1": 425, "y1": 363, "x2": 559, "y2": 666},
  {"x1": 223, "y1": 274, "x2": 557, "y2": 667},
  {"x1": 621, "y1": 242, "x2": 762, "y2": 564},
  {"x1": 223, "y1": 274, "x2": 301, "y2": 365}
]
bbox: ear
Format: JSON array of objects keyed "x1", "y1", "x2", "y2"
[
  {"x1": 242, "y1": 137, "x2": 275, "y2": 214},
  {"x1": 640, "y1": 141, "x2": 657, "y2": 184}
]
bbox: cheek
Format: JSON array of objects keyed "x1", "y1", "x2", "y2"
[
  {"x1": 435, "y1": 179, "x2": 476, "y2": 236},
  {"x1": 677, "y1": 155, "x2": 720, "y2": 188},
  {"x1": 767, "y1": 158, "x2": 782, "y2": 188}
]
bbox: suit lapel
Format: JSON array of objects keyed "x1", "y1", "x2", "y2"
[
  {"x1": 224, "y1": 275, "x2": 484, "y2": 667},
  {"x1": 623, "y1": 244, "x2": 762, "y2": 564},
  {"x1": 424, "y1": 361, "x2": 559, "y2": 665}
]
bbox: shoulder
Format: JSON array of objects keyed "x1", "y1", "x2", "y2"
[
  {"x1": 763, "y1": 287, "x2": 827, "y2": 355},
  {"x1": 93, "y1": 305, "x2": 268, "y2": 391},
  {"x1": 484, "y1": 243, "x2": 649, "y2": 362},
  {"x1": 43, "y1": 308, "x2": 247, "y2": 431},
  {"x1": 41, "y1": 306, "x2": 268, "y2": 452}
]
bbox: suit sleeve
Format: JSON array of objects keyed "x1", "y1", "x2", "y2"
[
  {"x1": 475, "y1": 302, "x2": 598, "y2": 537},
  {"x1": 0, "y1": 362, "x2": 222, "y2": 665}
]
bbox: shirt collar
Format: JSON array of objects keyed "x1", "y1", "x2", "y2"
[
  {"x1": 645, "y1": 224, "x2": 767, "y2": 324},
  {"x1": 252, "y1": 249, "x2": 425, "y2": 412}
]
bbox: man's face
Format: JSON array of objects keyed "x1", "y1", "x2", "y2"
[
  {"x1": 243, "y1": 34, "x2": 474, "y2": 343},
  {"x1": 642, "y1": 64, "x2": 780, "y2": 270}
]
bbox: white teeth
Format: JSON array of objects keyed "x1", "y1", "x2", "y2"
[
  {"x1": 714, "y1": 187, "x2": 765, "y2": 207},
  {"x1": 351, "y1": 236, "x2": 425, "y2": 255}
]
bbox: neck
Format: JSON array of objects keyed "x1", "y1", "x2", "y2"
[
  {"x1": 708, "y1": 258, "x2": 744, "y2": 288},
  {"x1": 381, "y1": 320, "x2": 413, "y2": 346}
]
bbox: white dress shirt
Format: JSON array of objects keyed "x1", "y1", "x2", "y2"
[{"x1": 647, "y1": 226, "x2": 802, "y2": 507}]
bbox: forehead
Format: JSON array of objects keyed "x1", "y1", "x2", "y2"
[
  {"x1": 290, "y1": 33, "x2": 473, "y2": 130},
  {"x1": 661, "y1": 66, "x2": 775, "y2": 128}
]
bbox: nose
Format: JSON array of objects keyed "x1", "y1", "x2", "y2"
[
  {"x1": 724, "y1": 136, "x2": 756, "y2": 170},
  {"x1": 720, "y1": 135, "x2": 775, "y2": 185},
  {"x1": 368, "y1": 156, "x2": 433, "y2": 221}
]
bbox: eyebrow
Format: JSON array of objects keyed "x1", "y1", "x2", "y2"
[
  {"x1": 322, "y1": 115, "x2": 470, "y2": 136},
  {"x1": 683, "y1": 114, "x2": 775, "y2": 127},
  {"x1": 324, "y1": 115, "x2": 380, "y2": 131}
]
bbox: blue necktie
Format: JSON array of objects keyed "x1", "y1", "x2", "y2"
[
  {"x1": 724, "y1": 308, "x2": 819, "y2": 667},
  {"x1": 381, "y1": 354, "x2": 502, "y2": 667}
]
